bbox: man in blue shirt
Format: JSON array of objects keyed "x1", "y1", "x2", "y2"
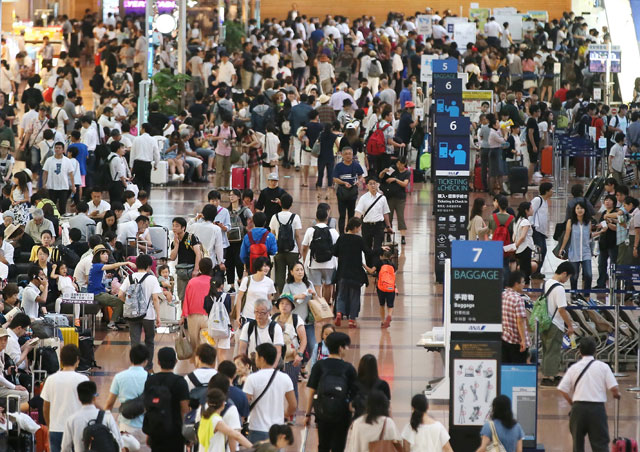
[
  {"x1": 105, "y1": 344, "x2": 149, "y2": 446},
  {"x1": 398, "y1": 79, "x2": 413, "y2": 109},
  {"x1": 239, "y1": 211, "x2": 277, "y2": 272},
  {"x1": 288, "y1": 94, "x2": 314, "y2": 168}
]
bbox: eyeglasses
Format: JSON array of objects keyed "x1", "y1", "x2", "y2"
[{"x1": 254, "y1": 310, "x2": 269, "y2": 316}]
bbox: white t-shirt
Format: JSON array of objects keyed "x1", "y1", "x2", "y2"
[
  {"x1": 610, "y1": 143, "x2": 625, "y2": 173},
  {"x1": 243, "y1": 369, "x2": 293, "y2": 432},
  {"x1": 43, "y1": 156, "x2": 74, "y2": 190},
  {"x1": 239, "y1": 321, "x2": 284, "y2": 355},
  {"x1": 118, "y1": 271, "x2": 162, "y2": 320},
  {"x1": 41, "y1": 370, "x2": 90, "y2": 432},
  {"x1": 185, "y1": 368, "x2": 218, "y2": 391},
  {"x1": 196, "y1": 404, "x2": 242, "y2": 452},
  {"x1": 238, "y1": 276, "x2": 276, "y2": 320},
  {"x1": 543, "y1": 279, "x2": 568, "y2": 331},
  {"x1": 88, "y1": 199, "x2": 111, "y2": 216},
  {"x1": 514, "y1": 218, "x2": 535, "y2": 254},
  {"x1": 22, "y1": 282, "x2": 41, "y2": 319},
  {"x1": 268, "y1": 211, "x2": 302, "y2": 254},
  {"x1": 302, "y1": 223, "x2": 339, "y2": 269},
  {"x1": 401, "y1": 421, "x2": 450, "y2": 452}
]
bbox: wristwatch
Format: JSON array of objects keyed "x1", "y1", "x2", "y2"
[{"x1": 297, "y1": 352, "x2": 304, "y2": 357}]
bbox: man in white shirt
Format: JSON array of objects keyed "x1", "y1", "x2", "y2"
[
  {"x1": 529, "y1": 182, "x2": 553, "y2": 266},
  {"x1": 43, "y1": 344, "x2": 90, "y2": 452},
  {"x1": 432, "y1": 20, "x2": 449, "y2": 43},
  {"x1": 22, "y1": 265, "x2": 47, "y2": 319},
  {"x1": 217, "y1": 52, "x2": 237, "y2": 86},
  {"x1": 540, "y1": 262, "x2": 575, "y2": 387},
  {"x1": 239, "y1": 299, "x2": 284, "y2": 359},
  {"x1": 80, "y1": 116, "x2": 98, "y2": 152},
  {"x1": 558, "y1": 336, "x2": 619, "y2": 451},
  {"x1": 0, "y1": 234, "x2": 14, "y2": 266},
  {"x1": 185, "y1": 343, "x2": 218, "y2": 391},
  {"x1": 243, "y1": 342, "x2": 296, "y2": 443},
  {"x1": 117, "y1": 215, "x2": 152, "y2": 253},
  {"x1": 61, "y1": 380, "x2": 123, "y2": 452},
  {"x1": 302, "y1": 207, "x2": 339, "y2": 299},
  {"x1": 355, "y1": 177, "x2": 393, "y2": 263},
  {"x1": 269, "y1": 194, "x2": 302, "y2": 293},
  {"x1": 42, "y1": 141, "x2": 76, "y2": 214},
  {"x1": 0, "y1": 328, "x2": 30, "y2": 411},
  {"x1": 73, "y1": 238, "x2": 103, "y2": 290},
  {"x1": 118, "y1": 253, "x2": 161, "y2": 371},
  {"x1": 262, "y1": 46, "x2": 280, "y2": 73},
  {"x1": 130, "y1": 123, "x2": 160, "y2": 194},
  {"x1": 6, "y1": 314, "x2": 36, "y2": 372},
  {"x1": 188, "y1": 204, "x2": 225, "y2": 267},
  {"x1": 484, "y1": 17, "x2": 502, "y2": 48},
  {"x1": 88, "y1": 187, "x2": 111, "y2": 220},
  {"x1": 188, "y1": 48, "x2": 206, "y2": 95}
]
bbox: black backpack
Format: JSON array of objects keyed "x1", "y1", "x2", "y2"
[
  {"x1": 78, "y1": 329, "x2": 99, "y2": 372},
  {"x1": 96, "y1": 154, "x2": 117, "y2": 190},
  {"x1": 276, "y1": 213, "x2": 296, "y2": 252},
  {"x1": 313, "y1": 369, "x2": 350, "y2": 422},
  {"x1": 82, "y1": 410, "x2": 119, "y2": 452},
  {"x1": 246, "y1": 320, "x2": 276, "y2": 344},
  {"x1": 34, "y1": 346, "x2": 59, "y2": 375},
  {"x1": 310, "y1": 226, "x2": 333, "y2": 263},
  {"x1": 187, "y1": 372, "x2": 208, "y2": 409},
  {"x1": 143, "y1": 384, "x2": 174, "y2": 438}
]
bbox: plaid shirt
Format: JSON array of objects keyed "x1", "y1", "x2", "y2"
[{"x1": 501, "y1": 288, "x2": 531, "y2": 347}]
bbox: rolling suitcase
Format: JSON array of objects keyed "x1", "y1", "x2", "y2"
[
  {"x1": 6, "y1": 395, "x2": 35, "y2": 452},
  {"x1": 406, "y1": 167, "x2": 414, "y2": 193},
  {"x1": 474, "y1": 161, "x2": 484, "y2": 191},
  {"x1": 508, "y1": 165, "x2": 528, "y2": 195},
  {"x1": 575, "y1": 156, "x2": 591, "y2": 177},
  {"x1": 151, "y1": 160, "x2": 169, "y2": 185},
  {"x1": 585, "y1": 176, "x2": 606, "y2": 207},
  {"x1": 59, "y1": 327, "x2": 79, "y2": 347},
  {"x1": 232, "y1": 167, "x2": 250, "y2": 190},
  {"x1": 541, "y1": 145, "x2": 553, "y2": 175},
  {"x1": 612, "y1": 398, "x2": 638, "y2": 452}
]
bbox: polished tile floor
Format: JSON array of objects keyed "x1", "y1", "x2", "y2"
[{"x1": 88, "y1": 167, "x2": 640, "y2": 452}]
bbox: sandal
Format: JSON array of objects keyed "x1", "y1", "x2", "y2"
[
  {"x1": 335, "y1": 312, "x2": 342, "y2": 326},
  {"x1": 348, "y1": 319, "x2": 357, "y2": 328}
]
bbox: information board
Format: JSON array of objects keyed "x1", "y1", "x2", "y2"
[
  {"x1": 454, "y1": 22, "x2": 477, "y2": 49},
  {"x1": 501, "y1": 365, "x2": 538, "y2": 445},
  {"x1": 463, "y1": 90, "x2": 493, "y2": 123},
  {"x1": 588, "y1": 44, "x2": 622, "y2": 73},
  {"x1": 434, "y1": 177, "x2": 469, "y2": 271},
  {"x1": 416, "y1": 14, "x2": 433, "y2": 36},
  {"x1": 60, "y1": 293, "x2": 96, "y2": 304}
]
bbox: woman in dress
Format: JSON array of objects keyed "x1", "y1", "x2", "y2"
[
  {"x1": 10, "y1": 172, "x2": 31, "y2": 225},
  {"x1": 402, "y1": 394, "x2": 453, "y2": 452},
  {"x1": 477, "y1": 395, "x2": 524, "y2": 452}
]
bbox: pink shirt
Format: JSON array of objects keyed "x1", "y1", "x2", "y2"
[
  {"x1": 214, "y1": 125, "x2": 236, "y2": 157},
  {"x1": 182, "y1": 275, "x2": 211, "y2": 316}
]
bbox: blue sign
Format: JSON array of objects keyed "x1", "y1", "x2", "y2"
[
  {"x1": 432, "y1": 58, "x2": 458, "y2": 73},
  {"x1": 435, "y1": 96, "x2": 463, "y2": 117},
  {"x1": 434, "y1": 77, "x2": 463, "y2": 94},
  {"x1": 436, "y1": 116, "x2": 470, "y2": 136},
  {"x1": 435, "y1": 136, "x2": 469, "y2": 172},
  {"x1": 452, "y1": 241, "x2": 502, "y2": 268},
  {"x1": 501, "y1": 365, "x2": 537, "y2": 444}
]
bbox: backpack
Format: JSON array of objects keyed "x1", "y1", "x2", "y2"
[
  {"x1": 78, "y1": 329, "x2": 99, "y2": 372},
  {"x1": 529, "y1": 283, "x2": 562, "y2": 332},
  {"x1": 34, "y1": 346, "x2": 59, "y2": 375},
  {"x1": 556, "y1": 114, "x2": 569, "y2": 129},
  {"x1": 272, "y1": 313, "x2": 300, "y2": 362},
  {"x1": 228, "y1": 207, "x2": 248, "y2": 242},
  {"x1": 492, "y1": 213, "x2": 514, "y2": 256},
  {"x1": 246, "y1": 320, "x2": 276, "y2": 345},
  {"x1": 112, "y1": 72, "x2": 125, "y2": 92},
  {"x1": 309, "y1": 226, "x2": 333, "y2": 263},
  {"x1": 367, "y1": 122, "x2": 391, "y2": 156},
  {"x1": 96, "y1": 154, "x2": 117, "y2": 190},
  {"x1": 276, "y1": 213, "x2": 296, "y2": 252},
  {"x1": 248, "y1": 231, "x2": 269, "y2": 273},
  {"x1": 377, "y1": 263, "x2": 396, "y2": 293},
  {"x1": 56, "y1": 245, "x2": 80, "y2": 269},
  {"x1": 143, "y1": 384, "x2": 174, "y2": 438},
  {"x1": 313, "y1": 369, "x2": 350, "y2": 422},
  {"x1": 82, "y1": 410, "x2": 120, "y2": 452},
  {"x1": 123, "y1": 273, "x2": 152, "y2": 321},
  {"x1": 207, "y1": 294, "x2": 231, "y2": 339},
  {"x1": 187, "y1": 372, "x2": 208, "y2": 409},
  {"x1": 368, "y1": 59, "x2": 382, "y2": 78}
]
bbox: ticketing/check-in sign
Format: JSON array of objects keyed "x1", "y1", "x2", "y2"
[
  {"x1": 432, "y1": 58, "x2": 458, "y2": 73},
  {"x1": 434, "y1": 77, "x2": 463, "y2": 94}
]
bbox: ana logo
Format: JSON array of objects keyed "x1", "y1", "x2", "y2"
[{"x1": 468, "y1": 325, "x2": 487, "y2": 331}]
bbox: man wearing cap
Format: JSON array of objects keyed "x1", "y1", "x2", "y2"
[
  {"x1": 316, "y1": 94, "x2": 336, "y2": 125},
  {"x1": 255, "y1": 173, "x2": 288, "y2": 223},
  {"x1": 396, "y1": 102, "x2": 418, "y2": 149},
  {"x1": 0, "y1": 139, "x2": 15, "y2": 183}
]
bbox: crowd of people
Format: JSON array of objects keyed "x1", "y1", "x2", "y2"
[{"x1": 0, "y1": 3, "x2": 630, "y2": 452}]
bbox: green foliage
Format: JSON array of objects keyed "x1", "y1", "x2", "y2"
[
  {"x1": 150, "y1": 68, "x2": 191, "y2": 115},
  {"x1": 224, "y1": 21, "x2": 245, "y2": 53}
]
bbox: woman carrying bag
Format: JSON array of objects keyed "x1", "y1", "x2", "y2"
[
  {"x1": 468, "y1": 198, "x2": 489, "y2": 241},
  {"x1": 558, "y1": 201, "x2": 593, "y2": 299},
  {"x1": 476, "y1": 395, "x2": 524, "y2": 452},
  {"x1": 513, "y1": 202, "x2": 535, "y2": 285},
  {"x1": 401, "y1": 394, "x2": 453, "y2": 452},
  {"x1": 345, "y1": 390, "x2": 401, "y2": 452},
  {"x1": 282, "y1": 262, "x2": 317, "y2": 362}
]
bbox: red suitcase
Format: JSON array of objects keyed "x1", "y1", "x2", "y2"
[
  {"x1": 474, "y1": 163, "x2": 484, "y2": 191},
  {"x1": 575, "y1": 156, "x2": 591, "y2": 177},
  {"x1": 541, "y1": 145, "x2": 553, "y2": 175},
  {"x1": 232, "y1": 167, "x2": 250, "y2": 190},
  {"x1": 406, "y1": 167, "x2": 414, "y2": 193}
]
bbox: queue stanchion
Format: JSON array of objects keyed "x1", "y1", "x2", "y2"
[{"x1": 613, "y1": 265, "x2": 628, "y2": 377}]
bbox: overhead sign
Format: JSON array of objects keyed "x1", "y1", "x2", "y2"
[
  {"x1": 434, "y1": 77, "x2": 463, "y2": 94},
  {"x1": 420, "y1": 54, "x2": 438, "y2": 83},
  {"x1": 454, "y1": 22, "x2": 477, "y2": 49},
  {"x1": 432, "y1": 59, "x2": 458, "y2": 74},
  {"x1": 416, "y1": 15, "x2": 433, "y2": 36}
]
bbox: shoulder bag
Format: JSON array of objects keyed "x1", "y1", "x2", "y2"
[
  {"x1": 175, "y1": 325, "x2": 193, "y2": 360},
  {"x1": 240, "y1": 368, "x2": 279, "y2": 437},
  {"x1": 368, "y1": 418, "x2": 402, "y2": 452},
  {"x1": 486, "y1": 420, "x2": 507, "y2": 452}
]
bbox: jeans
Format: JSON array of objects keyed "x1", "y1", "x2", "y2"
[
  {"x1": 337, "y1": 196, "x2": 356, "y2": 235},
  {"x1": 248, "y1": 430, "x2": 269, "y2": 443},
  {"x1": 95, "y1": 292, "x2": 123, "y2": 323},
  {"x1": 336, "y1": 279, "x2": 361, "y2": 319},
  {"x1": 316, "y1": 156, "x2": 335, "y2": 188},
  {"x1": 128, "y1": 318, "x2": 155, "y2": 370},
  {"x1": 48, "y1": 189, "x2": 69, "y2": 214},
  {"x1": 480, "y1": 147, "x2": 490, "y2": 191},
  {"x1": 532, "y1": 230, "x2": 548, "y2": 267},
  {"x1": 570, "y1": 260, "x2": 592, "y2": 294},
  {"x1": 597, "y1": 245, "x2": 617, "y2": 287},
  {"x1": 49, "y1": 431, "x2": 63, "y2": 452}
]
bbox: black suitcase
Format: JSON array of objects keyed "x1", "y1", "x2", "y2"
[
  {"x1": 585, "y1": 176, "x2": 606, "y2": 207},
  {"x1": 508, "y1": 165, "x2": 528, "y2": 195}
]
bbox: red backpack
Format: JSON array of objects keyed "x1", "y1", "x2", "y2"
[
  {"x1": 248, "y1": 230, "x2": 269, "y2": 273},
  {"x1": 377, "y1": 264, "x2": 396, "y2": 293},
  {"x1": 492, "y1": 213, "x2": 514, "y2": 256},
  {"x1": 366, "y1": 122, "x2": 391, "y2": 156}
]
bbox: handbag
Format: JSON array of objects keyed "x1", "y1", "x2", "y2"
[
  {"x1": 230, "y1": 144, "x2": 241, "y2": 164},
  {"x1": 311, "y1": 139, "x2": 321, "y2": 158},
  {"x1": 120, "y1": 395, "x2": 145, "y2": 419},
  {"x1": 308, "y1": 297, "x2": 334, "y2": 322},
  {"x1": 175, "y1": 263, "x2": 195, "y2": 279},
  {"x1": 486, "y1": 421, "x2": 507, "y2": 452},
  {"x1": 175, "y1": 325, "x2": 193, "y2": 360},
  {"x1": 368, "y1": 418, "x2": 402, "y2": 452}
]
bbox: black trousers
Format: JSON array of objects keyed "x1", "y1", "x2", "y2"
[
  {"x1": 362, "y1": 221, "x2": 385, "y2": 265},
  {"x1": 569, "y1": 401, "x2": 609, "y2": 452},
  {"x1": 225, "y1": 242, "x2": 244, "y2": 286},
  {"x1": 109, "y1": 180, "x2": 125, "y2": 204},
  {"x1": 532, "y1": 230, "x2": 547, "y2": 266},
  {"x1": 132, "y1": 160, "x2": 152, "y2": 194},
  {"x1": 317, "y1": 419, "x2": 350, "y2": 452},
  {"x1": 337, "y1": 196, "x2": 356, "y2": 235},
  {"x1": 48, "y1": 189, "x2": 69, "y2": 214},
  {"x1": 501, "y1": 340, "x2": 528, "y2": 364}
]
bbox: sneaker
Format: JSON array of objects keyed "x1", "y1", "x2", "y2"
[
  {"x1": 533, "y1": 171, "x2": 543, "y2": 178},
  {"x1": 335, "y1": 312, "x2": 342, "y2": 327},
  {"x1": 171, "y1": 173, "x2": 181, "y2": 181},
  {"x1": 178, "y1": 174, "x2": 185, "y2": 181},
  {"x1": 401, "y1": 236, "x2": 406, "y2": 245},
  {"x1": 107, "y1": 322, "x2": 119, "y2": 331}
]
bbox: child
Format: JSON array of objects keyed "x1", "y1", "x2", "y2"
[
  {"x1": 203, "y1": 278, "x2": 231, "y2": 362},
  {"x1": 374, "y1": 249, "x2": 397, "y2": 328},
  {"x1": 308, "y1": 323, "x2": 335, "y2": 370},
  {"x1": 51, "y1": 263, "x2": 81, "y2": 322},
  {"x1": 197, "y1": 388, "x2": 253, "y2": 451},
  {"x1": 252, "y1": 424, "x2": 294, "y2": 451},
  {"x1": 0, "y1": 140, "x2": 14, "y2": 184},
  {"x1": 157, "y1": 265, "x2": 174, "y2": 305}
]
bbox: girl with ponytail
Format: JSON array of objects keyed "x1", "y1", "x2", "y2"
[
  {"x1": 198, "y1": 388, "x2": 253, "y2": 451},
  {"x1": 401, "y1": 394, "x2": 453, "y2": 451}
]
